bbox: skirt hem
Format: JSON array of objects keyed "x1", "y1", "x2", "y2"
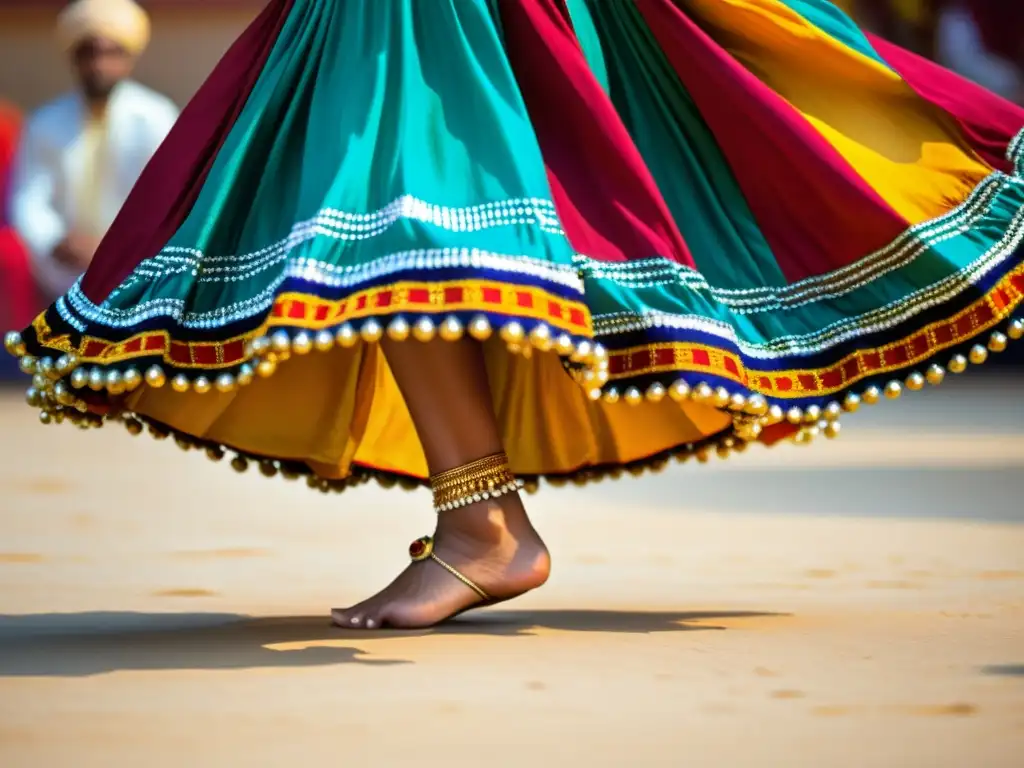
[{"x1": 4, "y1": 305, "x2": 1022, "y2": 495}]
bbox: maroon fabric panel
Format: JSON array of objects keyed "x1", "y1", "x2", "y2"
[
  {"x1": 498, "y1": 0, "x2": 695, "y2": 266},
  {"x1": 968, "y1": 0, "x2": 1024, "y2": 64},
  {"x1": 632, "y1": 0, "x2": 908, "y2": 281},
  {"x1": 80, "y1": 0, "x2": 295, "y2": 303},
  {"x1": 867, "y1": 32, "x2": 1024, "y2": 175}
]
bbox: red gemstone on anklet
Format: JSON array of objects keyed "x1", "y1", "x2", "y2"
[{"x1": 409, "y1": 540, "x2": 426, "y2": 558}]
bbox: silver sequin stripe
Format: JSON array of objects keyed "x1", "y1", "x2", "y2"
[
  {"x1": 577, "y1": 172, "x2": 1004, "y2": 301},
  {"x1": 61, "y1": 195, "x2": 1024, "y2": 340},
  {"x1": 1009, "y1": 129, "x2": 1024, "y2": 175},
  {"x1": 189, "y1": 195, "x2": 563, "y2": 266},
  {"x1": 132, "y1": 166, "x2": 1007, "y2": 316},
  {"x1": 60, "y1": 190, "x2": 1022, "y2": 345},
  {"x1": 104, "y1": 196, "x2": 566, "y2": 301},
  {"x1": 61, "y1": 246, "x2": 585, "y2": 330},
  {"x1": 113, "y1": 219, "x2": 577, "y2": 294},
  {"x1": 591, "y1": 125, "x2": 1024, "y2": 306},
  {"x1": 577, "y1": 170, "x2": 1015, "y2": 311},
  {"x1": 64, "y1": 272, "x2": 280, "y2": 331},
  {"x1": 55, "y1": 296, "x2": 86, "y2": 333},
  {"x1": 146, "y1": 195, "x2": 562, "y2": 270},
  {"x1": 101, "y1": 170, "x2": 1007, "y2": 319},
  {"x1": 592, "y1": 201, "x2": 1024, "y2": 359}
]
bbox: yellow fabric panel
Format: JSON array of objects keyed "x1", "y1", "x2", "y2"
[
  {"x1": 681, "y1": 0, "x2": 991, "y2": 224},
  {"x1": 484, "y1": 346, "x2": 732, "y2": 475},
  {"x1": 348, "y1": 349, "x2": 426, "y2": 478},
  {"x1": 128, "y1": 341, "x2": 732, "y2": 481}
]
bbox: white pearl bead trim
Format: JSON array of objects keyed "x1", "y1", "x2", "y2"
[{"x1": 434, "y1": 479, "x2": 525, "y2": 512}]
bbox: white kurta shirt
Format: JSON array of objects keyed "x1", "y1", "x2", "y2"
[{"x1": 8, "y1": 80, "x2": 179, "y2": 300}]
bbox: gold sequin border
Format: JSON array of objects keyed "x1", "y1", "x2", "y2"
[{"x1": 28, "y1": 278, "x2": 593, "y2": 369}]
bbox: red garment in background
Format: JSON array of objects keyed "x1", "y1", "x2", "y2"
[{"x1": 0, "y1": 100, "x2": 38, "y2": 331}]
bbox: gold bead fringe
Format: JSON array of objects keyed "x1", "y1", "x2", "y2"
[
  {"x1": 4, "y1": 313, "x2": 1024, "y2": 485},
  {"x1": 597, "y1": 316, "x2": 1024, "y2": 447},
  {"x1": 1, "y1": 314, "x2": 608, "y2": 429},
  {"x1": 106, "y1": 407, "x2": 751, "y2": 495},
  {"x1": 430, "y1": 452, "x2": 523, "y2": 512},
  {"x1": 247, "y1": 315, "x2": 609, "y2": 400},
  {"x1": 3, "y1": 314, "x2": 607, "y2": 404}
]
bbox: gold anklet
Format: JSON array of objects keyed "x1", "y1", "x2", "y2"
[
  {"x1": 430, "y1": 453, "x2": 509, "y2": 485},
  {"x1": 430, "y1": 452, "x2": 523, "y2": 512}
]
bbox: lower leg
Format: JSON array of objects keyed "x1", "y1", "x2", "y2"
[
  {"x1": 383, "y1": 336, "x2": 540, "y2": 555},
  {"x1": 330, "y1": 336, "x2": 549, "y2": 630},
  {"x1": 385, "y1": 335, "x2": 503, "y2": 472}
]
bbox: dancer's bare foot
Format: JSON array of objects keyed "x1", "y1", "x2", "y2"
[{"x1": 331, "y1": 492, "x2": 549, "y2": 629}]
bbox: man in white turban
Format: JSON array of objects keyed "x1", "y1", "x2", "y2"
[{"x1": 8, "y1": 0, "x2": 179, "y2": 302}]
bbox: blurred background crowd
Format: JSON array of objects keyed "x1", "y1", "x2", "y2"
[{"x1": 1, "y1": 0, "x2": 1023, "y2": 379}]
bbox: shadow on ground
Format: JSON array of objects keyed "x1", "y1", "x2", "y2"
[
  {"x1": 981, "y1": 664, "x2": 1024, "y2": 677},
  {"x1": 0, "y1": 609, "x2": 782, "y2": 677}
]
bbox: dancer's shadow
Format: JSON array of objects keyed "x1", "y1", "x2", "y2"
[{"x1": 0, "y1": 608, "x2": 783, "y2": 677}]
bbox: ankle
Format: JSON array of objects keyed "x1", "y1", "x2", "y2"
[{"x1": 435, "y1": 494, "x2": 530, "y2": 544}]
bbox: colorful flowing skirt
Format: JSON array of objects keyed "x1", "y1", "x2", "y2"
[{"x1": 6, "y1": 0, "x2": 1024, "y2": 492}]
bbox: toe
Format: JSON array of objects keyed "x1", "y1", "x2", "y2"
[
  {"x1": 332, "y1": 595, "x2": 375, "y2": 628},
  {"x1": 334, "y1": 607, "x2": 380, "y2": 630},
  {"x1": 331, "y1": 607, "x2": 368, "y2": 628}
]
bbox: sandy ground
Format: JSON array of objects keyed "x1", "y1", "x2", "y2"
[{"x1": 1, "y1": 378, "x2": 1022, "y2": 767}]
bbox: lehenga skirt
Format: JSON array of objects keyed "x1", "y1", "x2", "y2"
[{"x1": 7, "y1": 0, "x2": 1024, "y2": 492}]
